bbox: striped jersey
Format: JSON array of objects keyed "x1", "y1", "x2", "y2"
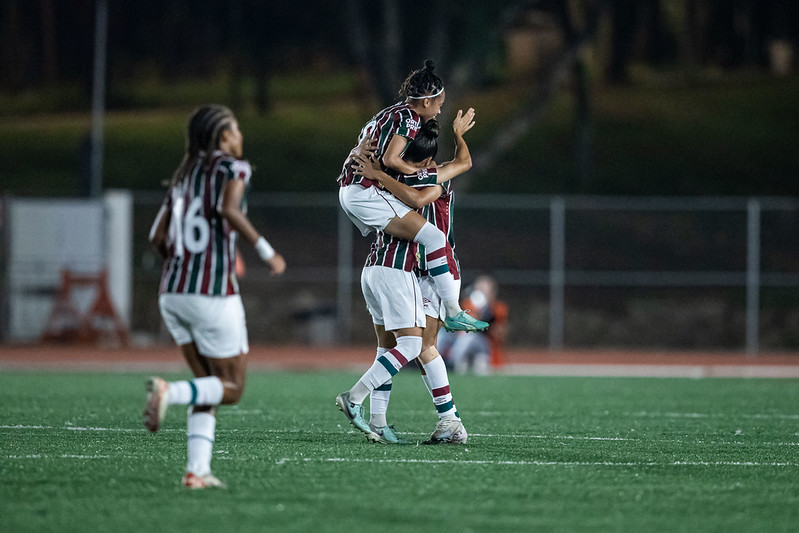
[
  {"x1": 403, "y1": 173, "x2": 460, "y2": 279},
  {"x1": 158, "y1": 151, "x2": 251, "y2": 296},
  {"x1": 363, "y1": 168, "x2": 439, "y2": 272},
  {"x1": 364, "y1": 230, "x2": 419, "y2": 273},
  {"x1": 338, "y1": 102, "x2": 421, "y2": 188}
]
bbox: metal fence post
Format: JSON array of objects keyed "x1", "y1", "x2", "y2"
[
  {"x1": 337, "y1": 208, "x2": 353, "y2": 344},
  {"x1": 746, "y1": 198, "x2": 761, "y2": 355},
  {"x1": 549, "y1": 197, "x2": 565, "y2": 351}
]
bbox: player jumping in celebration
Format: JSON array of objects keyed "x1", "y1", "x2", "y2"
[
  {"x1": 337, "y1": 60, "x2": 487, "y2": 334},
  {"x1": 336, "y1": 109, "x2": 475, "y2": 442},
  {"x1": 145, "y1": 105, "x2": 286, "y2": 489},
  {"x1": 349, "y1": 110, "x2": 474, "y2": 444}
]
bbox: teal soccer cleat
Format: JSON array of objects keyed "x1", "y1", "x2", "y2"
[
  {"x1": 367, "y1": 424, "x2": 409, "y2": 445},
  {"x1": 443, "y1": 310, "x2": 489, "y2": 333},
  {"x1": 335, "y1": 391, "x2": 371, "y2": 434}
]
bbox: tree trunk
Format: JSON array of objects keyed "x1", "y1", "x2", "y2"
[
  {"x1": 606, "y1": 0, "x2": 639, "y2": 83},
  {"x1": 379, "y1": 0, "x2": 402, "y2": 105},
  {"x1": 39, "y1": 0, "x2": 58, "y2": 84}
]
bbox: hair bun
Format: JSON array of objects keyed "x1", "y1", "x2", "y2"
[
  {"x1": 424, "y1": 59, "x2": 435, "y2": 72},
  {"x1": 422, "y1": 119, "x2": 440, "y2": 139}
]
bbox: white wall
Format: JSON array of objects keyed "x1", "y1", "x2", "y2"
[{"x1": 4, "y1": 192, "x2": 132, "y2": 341}]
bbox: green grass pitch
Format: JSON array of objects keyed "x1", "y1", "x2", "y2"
[{"x1": 2, "y1": 370, "x2": 798, "y2": 532}]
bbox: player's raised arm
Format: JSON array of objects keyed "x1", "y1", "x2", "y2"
[{"x1": 434, "y1": 108, "x2": 475, "y2": 184}]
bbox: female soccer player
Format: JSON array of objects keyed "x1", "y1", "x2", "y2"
[
  {"x1": 362, "y1": 115, "x2": 472, "y2": 444},
  {"x1": 337, "y1": 60, "x2": 487, "y2": 334},
  {"x1": 145, "y1": 105, "x2": 286, "y2": 489},
  {"x1": 336, "y1": 110, "x2": 474, "y2": 443}
]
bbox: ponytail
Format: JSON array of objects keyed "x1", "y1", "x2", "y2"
[
  {"x1": 170, "y1": 105, "x2": 236, "y2": 187},
  {"x1": 399, "y1": 59, "x2": 444, "y2": 100},
  {"x1": 403, "y1": 119, "x2": 440, "y2": 163}
]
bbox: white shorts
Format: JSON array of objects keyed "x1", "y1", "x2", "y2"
[
  {"x1": 159, "y1": 293, "x2": 249, "y2": 358},
  {"x1": 419, "y1": 274, "x2": 460, "y2": 320},
  {"x1": 361, "y1": 266, "x2": 425, "y2": 331},
  {"x1": 340, "y1": 184, "x2": 414, "y2": 237}
]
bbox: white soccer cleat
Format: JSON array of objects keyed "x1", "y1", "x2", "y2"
[
  {"x1": 182, "y1": 472, "x2": 227, "y2": 489},
  {"x1": 423, "y1": 418, "x2": 468, "y2": 445},
  {"x1": 143, "y1": 376, "x2": 169, "y2": 433}
]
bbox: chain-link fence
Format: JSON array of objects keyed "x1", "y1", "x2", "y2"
[{"x1": 132, "y1": 192, "x2": 799, "y2": 352}]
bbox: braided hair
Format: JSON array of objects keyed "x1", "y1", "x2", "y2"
[
  {"x1": 398, "y1": 59, "x2": 444, "y2": 100},
  {"x1": 170, "y1": 104, "x2": 236, "y2": 186},
  {"x1": 403, "y1": 119, "x2": 440, "y2": 163}
]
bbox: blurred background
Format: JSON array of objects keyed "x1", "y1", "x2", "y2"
[{"x1": 1, "y1": 0, "x2": 798, "y2": 355}]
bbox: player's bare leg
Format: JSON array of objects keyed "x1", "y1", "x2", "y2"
[
  {"x1": 365, "y1": 326, "x2": 408, "y2": 444},
  {"x1": 385, "y1": 214, "x2": 487, "y2": 333},
  {"x1": 418, "y1": 317, "x2": 468, "y2": 444},
  {"x1": 337, "y1": 327, "x2": 422, "y2": 439},
  {"x1": 144, "y1": 343, "x2": 246, "y2": 488}
]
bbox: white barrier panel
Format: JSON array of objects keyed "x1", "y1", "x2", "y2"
[
  {"x1": 6, "y1": 198, "x2": 105, "y2": 341},
  {"x1": 103, "y1": 190, "x2": 132, "y2": 325}
]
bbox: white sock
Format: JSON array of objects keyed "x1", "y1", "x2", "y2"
[
  {"x1": 423, "y1": 351, "x2": 458, "y2": 419},
  {"x1": 370, "y1": 348, "x2": 391, "y2": 427},
  {"x1": 186, "y1": 410, "x2": 215, "y2": 476},
  {"x1": 168, "y1": 381, "x2": 193, "y2": 404},
  {"x1": 443, "y1": 299, "x2": 461, "y2": 318},
  {"x1": 420, "y1": 369, "x2": 433, "y2": 399},
  {"x1": 413, "y1": 223, "x2": 462, "y2": 312},
  {"x1": 168, "y1": 376, "x2": 224, "y2": 406},
  {"x1": 349, "y1": 336, "x2": 422, "y2": 404}
]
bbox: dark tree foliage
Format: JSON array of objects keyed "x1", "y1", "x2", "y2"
[{"x1": 1, "y1": 0, "x2": 797, "y2": 94}]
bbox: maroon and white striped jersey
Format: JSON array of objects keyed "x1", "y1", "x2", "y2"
[
  {"x1": 158, "y1": 151, "x2": 251, "y2": 296},
  {"x1": 338, "y1": 102, "x2": 422, "y2": 188},
  {"x1": 364, "y1": 230, "x2": 419, "y2": 273},
  {"x1": 362, "y1": 167, "x2": 440, "y2": 273},
  {"x1": 403, "y1": 173, "x2": 460, "y2": 279}
]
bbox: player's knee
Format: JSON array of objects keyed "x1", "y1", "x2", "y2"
[{"x1": 221, "y1": 380, "x2": 245, "y2": 405}]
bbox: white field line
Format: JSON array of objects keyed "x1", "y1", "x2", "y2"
[
  {"x1": 626, "y1": 412, "x2": 799, "y2": 420},
  {"x1": 3, "y1": 424, "x2": 798, "y2": 447},
  {"x1": 500, "y1": 363, "x2": 799, "y2": 378},
  {"x1": 4, "y1": 454, "x2": 795, "y2": 467},
  {"x1": 274, "y1": 457, "x2": 798, "y2": 467},
  {"x1": 6, "y1": 454, "x2": 112, "y2": 459}
]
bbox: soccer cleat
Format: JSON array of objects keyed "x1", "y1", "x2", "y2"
[
  {"x1": 423, "y1": 418, "x2": 468, "y2": 445},
  {"x1": 143, "y1": 376, "x2": 170, "y2": 433},
  {"x1": 443, "y1": 310, "x2": 489, "y2": 333},
  {"x1": 182, "y1": 472, "x2": 227, "y2": 489},
  {"x1": 367, "y1": 424, "x2": 409, "y2": 445},
  {"x1": 335, "y1": 391, "x2": 371, "y2": 434}
]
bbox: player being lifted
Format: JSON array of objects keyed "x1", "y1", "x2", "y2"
[
  {"x1": 145, "y1": 105, "x2": 286, "y2": 489},
  {"x1": 337, "y1": 60, "x2": 487, "y2": 334},
  {"x1": 353, "y1": 112, "x2": 473, "y2": 444},
  {"x1": 336, "y1": 108, "x2": 475, "y2": 443}
]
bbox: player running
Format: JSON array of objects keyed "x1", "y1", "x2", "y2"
[
  {"x1": 336, "y1": 109, "x2": 475, "y2": 443},
  {"x1": 337, "y1": 60, "x2": 487, "y2": 334},
  {"x1": 145, "y1": 105, "x2": 286, "y2": 489}
]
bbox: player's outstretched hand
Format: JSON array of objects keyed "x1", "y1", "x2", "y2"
[
  {"x1": 265, "y1": 253, "x2": 286, "y2": 276},
  {"x1": 453, "y1": 108, "x2": 476, "y2": 137}
]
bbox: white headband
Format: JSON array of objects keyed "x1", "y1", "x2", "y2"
[{"x1": 408, "y1": 87, "x2": 444, "y2": 99}]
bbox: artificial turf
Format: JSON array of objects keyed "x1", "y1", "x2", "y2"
[{"x1": 1, "y1": 371, "x2": 798, "y2": 532}]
